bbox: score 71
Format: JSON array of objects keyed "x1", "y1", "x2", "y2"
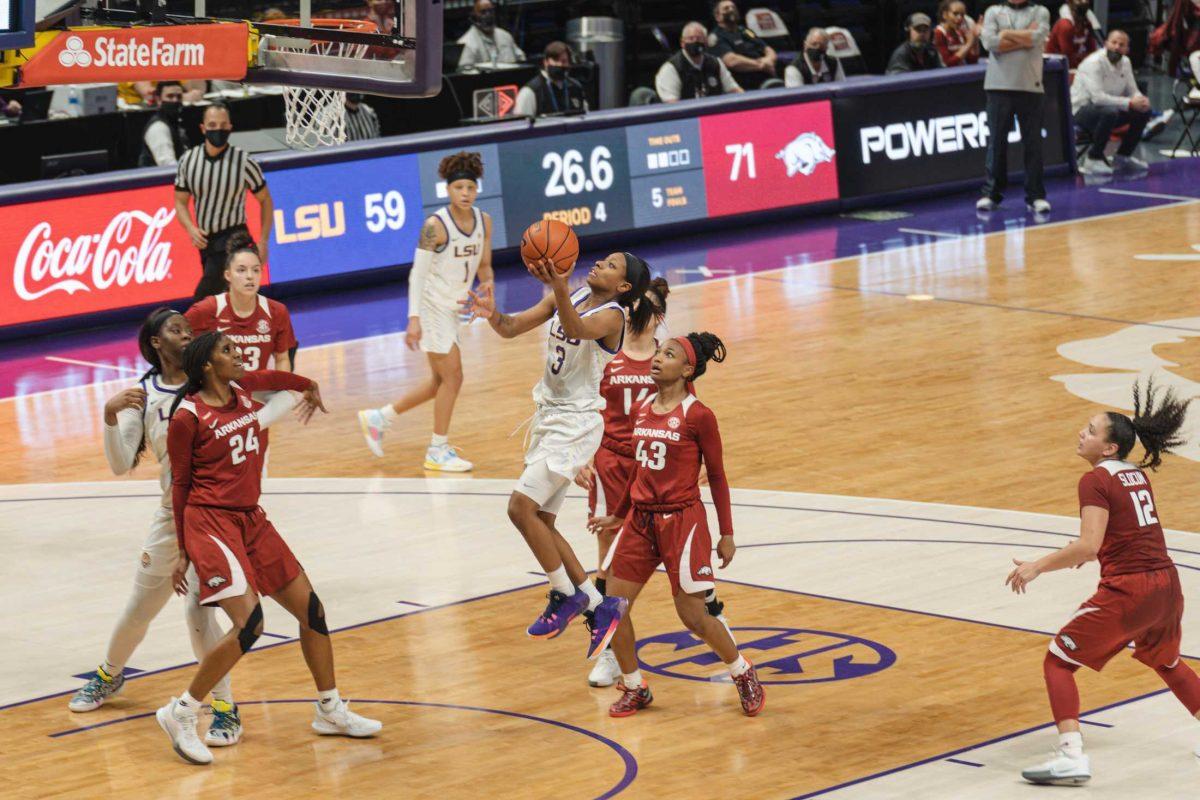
[{"x1": 724, "y1": 142, "x2": 757, "y2": 181}]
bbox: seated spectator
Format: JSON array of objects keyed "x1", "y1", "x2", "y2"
[
  {"x1": 139, "y1": 81, "x2": 188, "y2": 167},
  {"x1": 344, "y1": 93, "x2": 381, "y2": 141},
  {"x1": 366, "y1": 0, "x2": 396, "y2": 34},
  {"x1": 785, "y1": 28, "x2": 846, "y2": 85},
  {"x1": 515, "y1": 41, "x2": 587, "y2": 117},
  {"x1": 887, "y1": 13, "x2": 945, "y2": 73},
  {"x1": 1150, "y1": 0, "x2": 1200, "y2": 77},
  {"x1": 1045, "y1": 0, "x2": 1100, "y2": 69},
  {"x1": 457, "y1": 0, "x2": 525, "y2": 69},
  {"x1": 1072, "y1": 29, "x2": 1152, "y2": 174},
  {"x1": 710, "y1": 0, "x2": 777, "y2": 90},
  {"x1": 119, "y1": 79, "x2": 205, "y2": 106},
  {"x1": 934, "y1": 0, "x2": 981, "y2": 66},
  {"x1": 657, "y1": 22, "x2": 743, "y2": 101}
]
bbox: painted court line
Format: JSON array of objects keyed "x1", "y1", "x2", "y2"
[
  {"x1": 1098, "y1": 188, "x2": 1200, "y2": 202},
  {"x1": 897, "y1": 227, "x2": 962, "y2": 238},
  {"x1": 944, "y1": 758, "x2": 984, "y2": 767},
  {"x1": 43, "y1": 356, "x2": 142, "y2": 373}
]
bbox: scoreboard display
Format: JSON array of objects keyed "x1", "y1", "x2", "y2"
[{"x1": 0, "y1": 0, "x2": 36, "y2": 50}]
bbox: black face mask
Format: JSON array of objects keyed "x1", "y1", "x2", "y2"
[
  {"x1": 805, "y1": 47, "x2": 825, "y2": 62},
  {"x1": 721, "y1": 10, "x2": 738, "y2": 24},
  {"x1": 685, "y1": 41, "x2": 706, "y2": 56},
  {"x1": 346, "y1": 93, "x2": 364, "y2": 104},
  {"x1": 474, "y1": 12, "x2": 495, "y2": 32},
  {"x1": 547, "y1": 65, "x2": 568, "y2": 82},
  {"x1": 159, "y1": 101, "x2": 182, "y2": 120},
  {"x1": 1106, "y1": 47, "x2": 1122, "y2": 64},
  {"x1": 204, "y1": 128, "x2": 231, "y2": 148}
]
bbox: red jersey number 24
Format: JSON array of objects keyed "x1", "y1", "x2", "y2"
[{"x1": 230, "y1": 428, "x2": 261, "y2": 465}]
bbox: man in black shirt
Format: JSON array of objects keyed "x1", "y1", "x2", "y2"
[
  {"x1": 709, "y1": 0, "x2": 777, "y2": 90},
  {"x1": 887, "y1": 13, "x2": 945, "y2": 73},
  {"x1": 138, "y1": 82, "x2": 189, "y2": 167}
]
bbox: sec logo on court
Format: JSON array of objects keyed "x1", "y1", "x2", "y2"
[{"x1": 635, "y1": 626, "x2": 896, "y2": 685}]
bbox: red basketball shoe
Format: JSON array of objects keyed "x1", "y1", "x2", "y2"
[
  {"x1": 733, "y1": 663, "x2": 765, "y2": 716},
  {"x1": 608, "y1": 680, "x2": 653, "y2": 718}
]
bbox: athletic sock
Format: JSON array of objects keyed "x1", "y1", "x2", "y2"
[
  {"x1": 379, "y1": 405, "x2": 398, "y2": 424},
  {"x1": 546, "y1": 565, "x2": 574, "y2": 595},
  {"x1": 1058, "y1": 731, "x2": 1084, "y2": 758},
  {"x1": 318, "y1": 688, "x2": 341, "y2": 711},
  {"x1": 211, "y1": 687, "x2": 234, "y2": 705},
  {"x1": 430, "y1": 433, "x2": 448, "y2": 448},
  {"x1": 726, "y1": 654, "x2": 751, "y2": 678},
  {"x1": 623, "y1": 670, "x2": 644, "y2": 688},
  {"x1": 99, "y1": 662, "x2": 119, "y2": 681},
  {"x1": 594, "y1": 577, "x2": 607, "y2": 596},
  {"x1": 704, "y1": 589, "x2": 717, "y2": 605},
  {"x1": 177, "y1": 691, "x2": 200, "y2": 714},
  {"x1": 578, "y1": 580, "x2": 604, "y2": 611}
]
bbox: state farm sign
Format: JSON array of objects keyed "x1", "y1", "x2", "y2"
[
  {"x1": 19, "y1": 23, "x2": 248, "y2": 87},
  {"x1": 1, "y1": 187, "x2": 198, "y2": 326}
]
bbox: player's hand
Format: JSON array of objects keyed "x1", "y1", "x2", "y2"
[
  {"x1": 296, "y1": 381, "x2": 327, "y2": 425},
  {"x1": 257, "y1": 239, "x2": 269, "y2": 264},
  {"x1": 717, "y1": 535, "x2": 736, "y2": 568},
  {"x1": 189, "y1": 227, "x2": 208, "y2": 249},
  {"x1": 104, "y1": 387, "x2": 147, "y2": 424},
  {"x1": 588, "y1": 515, "x2": 623, "y2": 534},
  {"x1": 172, "y1": 555, "x2": 191, "y2": 596},
  {"x1": 574, "y1": 464, "x2": 596, "y2": 490},
  {"x1": 463, "y1": 288, "x2": 495, "y2": 322},
  {"x1": 526, "y1": 257, "x2": 555, "y2": 285},
  {"x1": 405, "y1": 318, "x2": 422, "y2": 351},
  {"x1": 1005, "y1": 558, "x2": 1040, "y2": 594}
]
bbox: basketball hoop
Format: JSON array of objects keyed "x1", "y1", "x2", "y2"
[{"x1": 269, "y1": 18, "x2": 377, "y2": 149}]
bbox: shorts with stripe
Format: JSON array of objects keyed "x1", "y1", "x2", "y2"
[
  {"x1": 604, "y1": 500, "x2": 715, "y2": 596},
  {"x1": 588, "y1": 444, "x2": 634, "y2": 517},
  {"x1": 184, "y1": 505, "x2": 302, "y2": 605}
]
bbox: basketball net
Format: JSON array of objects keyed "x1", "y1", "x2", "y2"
[{"x1": 271, "y1": 19, "x2": 373, "y2": 149}]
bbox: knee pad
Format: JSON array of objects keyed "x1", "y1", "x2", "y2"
[
  {"x1": 307, "y1": 591, "x2": 329, "y2": 635},
  {"x1": 237, "y1": 603, "x2": 264, "y2": 653}
]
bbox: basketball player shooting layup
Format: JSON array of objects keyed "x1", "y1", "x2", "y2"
[
  {"x1": 464, "y1": 246, "x2": 651, "y2": 659},
  {"x1": 359, "y1": 152, "x2": 494, "y2": 472}
]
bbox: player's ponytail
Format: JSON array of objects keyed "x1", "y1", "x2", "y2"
[
  {"x1": 224, "y1": 230, "x2": 260, "y2": 269},
  {"x1": 131, "y1": 307, "x2": 180, "y2": 468},
  {"x1": 617, "y1": 252, "x2": 652, "y2": 323},
  {"x1": 1105, "y1": 377, "x2": 1193, "y2": 471},
  {"x1": 629, "y1": 276, "x2": 670, "y2": 337},
  {"x1": 169, "y1": 332, "x2": 222, "y2": 419},
  {"x1": 683, "y1": 331, "x2": 727, "y2": 381}
]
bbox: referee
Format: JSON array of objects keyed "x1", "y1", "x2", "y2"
[
  {"x1": 173, "y1": 103, "x2": 274, "y2": 301},
  {"x1": 344, "y1": 93, "x2": 381, "y2": 142}
]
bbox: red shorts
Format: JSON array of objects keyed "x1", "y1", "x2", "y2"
[
  {"x1": 588, "y1": 444, "x2": 634, "y2": 517},
  {"x1": 605, "y1": 501, "x2": 715, "y2": 596},
  {"x1": 1051, "y1": 567, "x2": 1184, "y2": 671},
  {"x1": 184, "y1": 505, "x2": 302, "y2": 605}
]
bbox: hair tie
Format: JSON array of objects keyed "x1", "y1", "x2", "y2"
[
  {"x1": 446, "y1": 169, "x2": 479, "y2": 185},
  {"x1": 673, "y1": 335, "x2": 696, "y2": 366}
]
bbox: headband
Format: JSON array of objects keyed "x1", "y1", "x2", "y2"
[
  {"x1": 622, "y1": 252, "x2": 648, "y2": 285},
  {"x1": 673, "y1": 335, "x2": 696, "y2": 367},
  {"x1": 446, "y1": 170, "x2": 479, "y2": 185}
]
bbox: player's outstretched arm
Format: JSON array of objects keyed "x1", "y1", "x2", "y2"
[
  {"x1": 465, "y1": 288, "x2": 556, "y2": 339},
  {"x1": 531, "y1": 258, "x2": 623, "y2": 344},
  {"x1": 1006, "y1": 507, "x2": 1106, "y2": 593}
]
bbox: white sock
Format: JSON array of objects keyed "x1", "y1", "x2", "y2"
[
  {"x1": 430, "y1": 433, "x2": 448, "y2": 448},
  {"x1": 379, "y1": 405, "x2": 398, "y2": 424},
  {"x1": 318, "y1": 688, "x2": 341, "y2": 711},
  {"x1": 177, "y1": 691, "x2": 200, "y2": 714},
  {"x1": 726, "y1": 654, "x2": 751, "y2": 678},
  {"x1": 622, "y1": 670, "x2": 643, "y2": 688},
  {"x1": 211, "y1": 687, "x2": 234, "y2": 705},
  {"x1": 578, "y1": 580, "x2": 604, "y2": 611},
  {"x1": 1059, "y1": 730, "x2": 1084, "y2": 757},
  {"x1": 704, "y1": 590, "x2": 717, "y2": 604},
  {"x1": 546, "y1": 565, "x2": 574, "y2": 595}
]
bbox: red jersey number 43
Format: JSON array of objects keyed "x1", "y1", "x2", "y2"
[{"x1": 635, "y1": 440, "x2": 667, "y2": 471}]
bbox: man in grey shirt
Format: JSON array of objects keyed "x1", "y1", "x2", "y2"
[{"x1": 977, "y1": 0, "x2": 1052, "y2": 214}]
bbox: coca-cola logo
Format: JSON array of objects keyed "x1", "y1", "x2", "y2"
[{"x1": 14, "y1": 207, "x2": 176, "y2": 301}]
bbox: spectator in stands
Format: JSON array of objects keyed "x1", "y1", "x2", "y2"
[
  {"x1": 457, "y1": 0, "x2": 525, "y2": 69},
  {"x1": 119, "y1": 80, "x2": 205, "y2": 106},
  {"x1": 139, "y1": 81, "x2": 189, "y2": 167},
  {"x1": 785, "y1": 28, "x2": 846, "y2": 85},
  {"x1": 260, "y1": 7, "x2": 287, "y2": 21},
  {"x1": 1149, "y1": 0, "x2": 1199, "y2": 78},
  {"x1": 1072, "y1": 29, "x2": 1152, "y2": 174},
  {"x1": 344, "y1": 93, "x2": 382, "y2": 141},
  {"x1": 1045, "y1": 0, "x2": 1100, "y2": 69},
  {"x1": 366, "y1": 0, "x2": 396, "y2": 34},
  {"x1": 515, "y1": 41, "x2": 587, "y2": 116},
  {"x1": 978, "y1": 0, "x2": 1051, "y2": 213},
  {"x1": 934, "y1": 0, "x2": 981, "y2": 66},
  {"x1": 887, "y1": 13, "x2": 945, "y2": 73},
  {"x1": 710, "y1": 0, "x2": 777, "y2": 90},
  {"x1": 657, "y1": 22, "x2": 743, "y2": 101}
]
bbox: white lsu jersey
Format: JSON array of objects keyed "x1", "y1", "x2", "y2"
[
  {"x1": 532, "y1": 286, "x2": 625, "y2": 413},
  {"x1": 106, "y1": 374, "x2": 181, "y2": 508},
  {"x1": 424, "y1": 206, "x2": 485, "y2": 310}
]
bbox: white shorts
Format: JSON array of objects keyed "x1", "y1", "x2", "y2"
[
  {"x1": 140, "y1": 505, "x2": 182, "y2": 578},
  {"x1": 523, "y1": 408, "x2": 603, "y2": 478},
  {"x1": 515, "y1": 458, "x2": 573, "y2": 517},
  {"x1": 419, "y1": 304, "x2": 463, "y2": 355}
]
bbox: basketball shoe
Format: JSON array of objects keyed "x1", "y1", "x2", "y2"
[
  {"x1": 357, "y1": 408, "x2": 387, "y2": 457},
  {"x1": 527, "y1": 589, "x2": 589, "y2": 638},
  {"x1": 423, "y1": 443, "x2": 472, "y2": 472},
  {"x1": 1021, "y1": 749, "x2": 1091, "y2": 785},
  {"x1": 609, "y1": 680, "x2": 653, "y2": 718},
  {"x1": 312, "y1": 700, "x2": 383, "y2": 737},
  {"x1": 733, "y1": 662, "x2": 765, "y2": 716},
  {"x1": 156, "y1": 697, "x2": 213, "y2": 765},
  {"x1": 588, "y1": 649, "x2": 621, "y2": 687},
  {"x1": 68, "y1": 666, "x2": 125, "y2": 712},
  {"x1": 585, "y1": 596, "x2": 628, "y2": 659},
  {"x1": 204, "y1": 700, "x2": 243, "y2": 746}
]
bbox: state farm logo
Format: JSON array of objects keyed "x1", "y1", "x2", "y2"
[
  {"x1": 14, "y1": 208, "x2": 176, "y2": 301},
  {"x1": 58, "y1": 36, "x2": 93, "y2": 68},
  {"x1": 775, "y1": 132, "x2": 835, "y2": 177},
  {"x1": 54, "y1": 34, "x2": 206, "y2": 70}
]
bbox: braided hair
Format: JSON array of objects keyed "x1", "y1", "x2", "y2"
[
  {"x1": 1105, "y1": 377, "x2": 1193, "y2": 471},
  {"x1": 168, "y1": 331, "x2": 224, "y2": 419},
  {"x1": 682, "y1": 331, "x2": 727, "y2": 380},
  {"x1": 630, "y1": 276, "x2": 670, "y2": 337},
  {"x1": 130, "y1": 307, "x2": 182, "y2": 468}
]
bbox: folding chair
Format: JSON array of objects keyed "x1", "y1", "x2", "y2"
[{"x1": 1167, "y1": 67, "x2": 1200, "y2": 158}]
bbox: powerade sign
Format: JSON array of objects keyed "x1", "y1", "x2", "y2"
[{"x1": 832, "y1": 70, "x2": 1067, "y2": 197}]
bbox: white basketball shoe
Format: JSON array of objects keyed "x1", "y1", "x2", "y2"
[
  {"x1": 312, "y1": 699, "x2": 383, "y2": 737},
  {"x1": 1021, "y1": 749, "x2": 1091, "y2": 785},
  {"x1": 156, "y1": 698, "x2": 214, "y2": 765},
  {"x1": 424, "y1": 443, "x2": 473, "y2": 472},
  {"x1": 588, "y1": 649, "x2": 621, "y2": 688},
  {"x1": 358, "y1": 408, "x2": 388, "y2": 457}
]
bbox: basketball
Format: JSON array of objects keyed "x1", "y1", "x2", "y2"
[{"x1": 520, "y1": 219, "x2": 579, "y2": 275}]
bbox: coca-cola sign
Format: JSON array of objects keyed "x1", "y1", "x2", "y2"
[{"x1": 1, "y1": 187, "x2": 199, "y2": 326}]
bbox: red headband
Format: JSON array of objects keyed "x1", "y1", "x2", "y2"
[{"x1": 673, "y1": 336, "x2": 696, "y2": 366}]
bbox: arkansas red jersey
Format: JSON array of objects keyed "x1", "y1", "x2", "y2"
[
  {"x1": 1078, "y1": 460, "x2": 1175, "y2": 577},
  {"x1": 185, "y1": 293, "x2": 297, "y2": 372},
  {"x1": 614, "y1": 394, "x2": 734, "y2": 537},
  {"x1": 168, "y1": 370, "x2": 310, "y2": 548},
  {"x1": 598, "y1": 353, "x2": 656, "y2": 455}
]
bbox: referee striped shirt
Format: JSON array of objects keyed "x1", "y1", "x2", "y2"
[
  {"x1": 344, "y1": 102, "x2": 381, "y2": 142},
  {"x1": 174, "y1": 144, "x2": 266, "y2": 235}
]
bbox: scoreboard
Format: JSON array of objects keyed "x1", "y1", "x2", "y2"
[{"x1": 0, "y1": 0, "x2": 35, "y2": 50}]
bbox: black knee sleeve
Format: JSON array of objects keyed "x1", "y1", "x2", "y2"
[
  {"x1": 307, "y1": 591, "x2": 328, "y2": 635},
  {"x1": 238, "y1": 603, "x2": 264, "y2": 653}
]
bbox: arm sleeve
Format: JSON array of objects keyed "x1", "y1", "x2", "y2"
[
  {"x1": 244, "y1": 157, "x2": 266, "y2": 193},
  {"x1": 407, "y1": 245, "x2": 434, "y2": 317},
  {"x1": 168, "y1": 412, "x2": 197, "y2": 550},
  {"x1": 514, "y1": 86, "x2": 537, "y2": 116},
  {"x1": 255, "y1": 389, "x2": 298, "y2": 428},
  {"x1": 1077, "y1": 472, "x2": 1110, "y2": 512},
  {"x1": 934, "y1": 29, "x2": 960, "y2": 66},
  {"x1": 709, "y1": 31, "x2": 733, "y2": 58},
  {"x1": 1123, "y1": 61, "x2": 1139, "y2": 97},
  {"x1": 103, "y1": 407, "x2": 145, "y2": 475},
  {"x1": 145, "y1": 120, "x2": 179, "y2": 166},
  {"x1": 238, "y1": 369, "x2": 312, "y2": 393},
  {"x1": 273, "y1": 303, "x2": 298, "y2": 353},
  {"x1": 695, "y1": 407, "x2": 734, "y2": 538},
  {"x1": 184, "y1": 298, "x2": 212, "y2": 333},
  {"x1": 718, "y1": 60, "x2": 740, "y2": 92},
  {"x1": 1045, "y1": 19, "x2": 1068, "y2": 55},
  {"x1": 1033, "y1": 8, "x2": 1050, "y2": 47},
  {"x1": 611, "y1": 470, "x2": 634, "y2": 520},
  {"x1": 980, "y1": 8, "x2": 1002, "y2": 52},
  {"x1": 655, "y1": 62, "x2": 682, "y2": 101}
]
